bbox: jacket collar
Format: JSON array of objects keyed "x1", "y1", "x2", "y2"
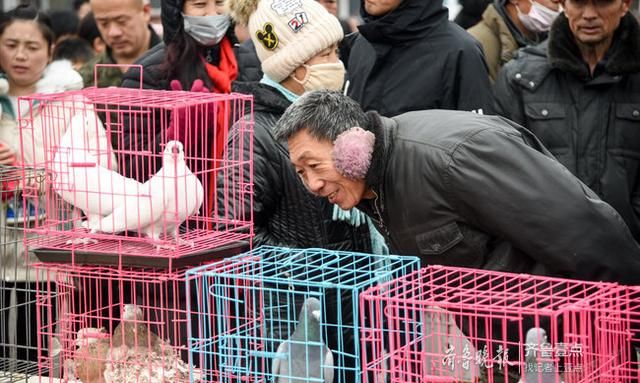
[
  {"x1": 231, "y1": 81, "x2": 291, "y2": 115},
  {"x1": 364, "y1": 111, "x2": 395, "y2": 190},
  {"x1": 358, "y1": 0, "x2": 448, "y2": 45},
  {"x1": 481, "y1": 4, "x2": 522, "y2": 64},
  {"x1": 548, "y1": 12, "x2": 640, "y2": 79}
]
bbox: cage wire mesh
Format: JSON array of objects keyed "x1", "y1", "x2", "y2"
[
  {"x1": 359, "y1": 265, "x2": 629, "y2": 383},
  {"x1": 35, "y1": 262, "x2": 210, "y2": 383},
  {"x1": 185, "y1": 245, "x2": 420, "y2": 383},
  {"x1": 16, "y1": 87, "x2": 253, "y2": 266},
  {"x1": 593, "y1": 285, "x2": 640, "y2": 382},
  {"x1": 0, "y1": 165, "x2": 48, "y2": 382}
]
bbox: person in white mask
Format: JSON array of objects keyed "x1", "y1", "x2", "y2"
[
  {"x1": 220, "y1": 1, "x2": 379, "y2": 381},
  {"x1": 495, "y1": 0, "x2": 640, "y2": 243},
  {"x1": 222, "y1": 0, "x2": 376, "y2": 250},
  {"x1": 469, "y1": 0, "x2": 562, "y2": 81},
  {"x1": 119, "y1": 0, "x2": 238, "y2": 187}
]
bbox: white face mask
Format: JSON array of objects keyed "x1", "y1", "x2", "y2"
[
  {"x1": 291, "y1": 61, "x2": 346, "y2": 93},
  {"x1": 516, "y1": 1, "x2": 561, "y2": 33},
  {"x1": 182, "y1": 13, "x2": 230, "y2": 46}
]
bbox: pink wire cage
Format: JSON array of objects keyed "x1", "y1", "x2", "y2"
[
  {"x1": 35, "y1": 263, "x2": 207, "y2": 383},
  {"x1": 359, "y1": 265, "x2": 632, "y2": 383},
  {"x1": 16, "y1": 87, "x2": 253, "y2": 266},
  {"x1": 593, "y1": 285, "x2": 640, "y2": 382}
]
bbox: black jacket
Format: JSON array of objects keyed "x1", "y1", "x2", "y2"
[
  {"x1": 222, "y1": 82, "x2": 371, "y2": 251},
  {"x1": 118, "y1": 43, "x2": 171, "y2": 181},
  {"x1": 454, "y1": 0, "x2": 492, "y2": 29},
  {"x1": 356, "y1": 110, "x2": 640, "y2": 284},
  {"x1": 346, "y1": 0, "x2": 494, "y2": 117},
  {"x1": 494, "y1": 13, "x2": 640, "y2": 241},
  {"x1": 236, "y1": 39, "x2": 263, "y2": 83}
]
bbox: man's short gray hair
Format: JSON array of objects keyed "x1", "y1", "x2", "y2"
[{"x1": 274, "y1": 90, "x2": 369, "y2": 142}]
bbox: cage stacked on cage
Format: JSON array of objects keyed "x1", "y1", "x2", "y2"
[
  {"x1": 15, "y1": 86, "x2": 254, "y2": 382},
  {"x1": 0, "y1": 165, "x2": 47, "y2": 381},
  {"x1": 36, "y1": 264, "x2": 202, "y2": 382},
  {"x1": 17, "y1": 87, "x2": 253, "y2": 266},
  {"x1": 359, "y1": 265, "x2": 629, "y2": 383},
  {"x1": 185, "y1": 245, "x2": 421, "y2": 383}
]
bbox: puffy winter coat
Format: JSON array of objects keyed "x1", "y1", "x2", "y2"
[
  {"x1": 346, "y1": 0, "x2": 494, "y2": 117},
  {"x1": 494, "y1": 13, "x2": 640, "y2": 242},
  {"x1": 356, "y1": 109, "x2": 640, "y2": 284},
  {"x1": 222, "y1": 82, "x2": 371, "y2": 251}
]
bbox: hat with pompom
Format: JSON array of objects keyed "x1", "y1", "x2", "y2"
[{"x1": 227, "y1": 0, "x2": 343, "y2": 82}]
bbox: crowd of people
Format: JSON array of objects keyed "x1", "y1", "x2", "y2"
[
  {"x1": 0, "y1": 0, "x2": 638, "y2": 282},
  {"x1": 1, "y1": 0, "x2": 640, "y2": 372}
]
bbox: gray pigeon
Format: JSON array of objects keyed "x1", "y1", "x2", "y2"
[
  {"x1": 519, "y1": 327, "x2": 561, "y2": 383},
  {"x1": 272, "y1": 297, "x2": 334, "y2": 383},
  {"x1": 112, "y1": 304, "x2": 163, "y2": 352}
]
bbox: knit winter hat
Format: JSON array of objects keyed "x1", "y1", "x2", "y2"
[{"x1": 227, "y1": 0, "x2": 344, "y2": 82}]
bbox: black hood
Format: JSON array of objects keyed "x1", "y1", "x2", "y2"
[
  {"x1": 161, "y1": 0, "x2": 183, "y2": 45},
  {"x1": 549, "y1": 12, "x2": 640, "y2": 80},
  {"x1": 357, "y1": 0, "x2": 448, "y2": 44}
]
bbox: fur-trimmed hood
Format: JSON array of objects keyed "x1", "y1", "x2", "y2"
[{"x1": 548, "y1": 12, "x2": 640, "y2": 79}]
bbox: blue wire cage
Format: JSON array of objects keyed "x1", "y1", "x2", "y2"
[{"x1": 185, "y1": 245, "x2": 420, "y2": 383}]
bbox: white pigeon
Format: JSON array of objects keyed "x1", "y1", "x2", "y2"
[
  {"x1": 519, "y1": 327, "x2": 561, "y2": 383},
  {"x1": 52, "y1": 111, "x2": 145, "y2": 232},
  {"x1": 92, "y1": 140, "x2": 204, "y2": 248},
  {"x1": 272, "y1": 297, "x2": 334, "y2": 383}
]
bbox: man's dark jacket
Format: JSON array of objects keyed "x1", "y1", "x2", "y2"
[
  {"x1": 357, "y1": 109, "x2": 640, "y2": 284},
  {"x1": 346, "y1": 0, "x2": 494, "y2": 117},
  {"x1": 221, "y1": 82, "x2": 371, "y2": 251},
  {"x1": 494, "y1": 13, "x2": 640, "y2": 241}
]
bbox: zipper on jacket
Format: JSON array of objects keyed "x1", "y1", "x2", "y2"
[{"x1": 372, "y1": 189, "x2": 391, "y2": 240}]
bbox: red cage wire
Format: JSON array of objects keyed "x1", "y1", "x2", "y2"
[
  {"x1": 16, "y1": 87, "x2": 253, "y2": 266},
  {"x1": 35, "y1": 262, "x2": 213, "y2": 383},
  {"x1": 359, "y1": 265, "x2": 631, "y2": 383}
]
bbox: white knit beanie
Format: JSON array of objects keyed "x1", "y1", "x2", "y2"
[{"x1": 227, "y1": 0, "x2": 344, "y2": 82}]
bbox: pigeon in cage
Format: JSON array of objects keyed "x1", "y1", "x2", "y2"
[
  {"x1": 53, "y1": 111, "x2": 145, "y2": 240},
  {"x1": 103, "y1": 304, "x2": 191, "y2": 383},
  {"x1": 421, "y1": 307, "x2": 479, "y2": 382},
  {"x1": 519, "y1": 327, "x2": 561, "y2": 383},
  {"x1": 103, "y1": 344, "x2": 190, "y2": 383},
  {"x1": 91, "y1": 140, "x2": 204, "y2": 248},
  {"x1": 272, "y1": 297, "x2": 334, "y2": 383},
  {"x1": 73, "y1": 327, "x2": 111, "y2": 383},
  {"x1": 111, "y1": 304, "x2": 164, "y2": 353}
]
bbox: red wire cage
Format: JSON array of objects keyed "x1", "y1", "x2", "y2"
[
  {"x1": 35, "y1": 263, "x2": 204, "y2": 383},
  {"x1": 359, "y1": 265, "x2": 632, "y2": 383},
  {"x1": 16, "y1": 87, "x2": 253, "y2": 267}
]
